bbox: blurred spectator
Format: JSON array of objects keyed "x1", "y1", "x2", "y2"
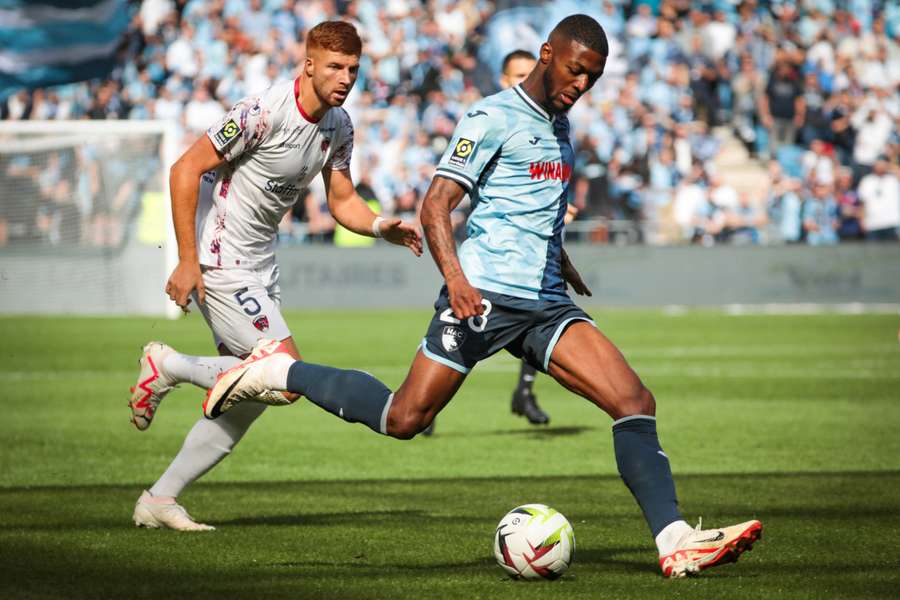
[
  {"x1": 766, "y1": 162, "x2": 804, "y2": 243},
  {"x1": 802, "y1": 181, "x2": 839, "y2": 245},
  {"x1": 2, "y1": 0, "x2": 897, "y2": 250},
  {"x1": 835, "y1": 167, "x2": 864, "y2": 240},
  {"x1": 851, "y1": 102, "x2": 893, "y2": 182},
  {"x1": 858, "y1": 158, "x2": 900, "y2": 241},
  {"x1": 184, "y1": 85, "x2": 225, "y2": 135},
  {"x1": 725, "y1": 191, "x2": 767, "y2": 245},
  {"x1": 759, "y1": 59, "x2": 805, "y2": 157},
  {"x1": 732, "y1": 53, "x2": 766, "y2": 156}
]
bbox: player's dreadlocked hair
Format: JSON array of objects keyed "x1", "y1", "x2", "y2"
[
  {"x1": 307, "y1": 21, "x2": 362, "y2": 56},
  {"x1": 501, "y1": 49, "x2": 536, "y2": 73},
  {"x1": 550, "y1": 14, "x2": 609, "y2": 56}
]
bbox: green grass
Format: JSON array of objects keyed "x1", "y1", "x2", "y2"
[{"x1": 1, "y1": 309, "x2": 899, "y2": 599}]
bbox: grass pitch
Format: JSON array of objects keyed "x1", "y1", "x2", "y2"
[{"x1": 1, "y1": 309, "x2": 898, "y2": 599}]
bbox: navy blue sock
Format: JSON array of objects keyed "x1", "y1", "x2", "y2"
[
  {"x1": 287, "y1": 362, "x2": 392, "y2": 434},
  {"x1": 612, "y1": 416, "x2": 682, "y2": 538},
  {"x1": 517, "y1": 362, "x2": 537, "y2": 393}
]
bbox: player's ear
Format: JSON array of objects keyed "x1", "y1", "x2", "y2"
[{"x1": 539, "y1": 42, "x2": 552, "y2": 64}]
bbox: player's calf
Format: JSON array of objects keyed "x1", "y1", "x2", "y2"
[
  {"x1": 205, "y1": 339, "x2": 395, "y2": 435},
  {"x1": 609, "y1": 383, "x2": 655, "y2": 420}
]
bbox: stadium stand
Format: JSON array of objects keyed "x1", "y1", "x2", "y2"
[{"x1": 1, "y1": 0, "x2": 898, "y2": 248}]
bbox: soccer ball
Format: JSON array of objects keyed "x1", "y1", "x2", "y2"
[{"x1": 493, "y1": 503, "x2": 575, "y2": 580}]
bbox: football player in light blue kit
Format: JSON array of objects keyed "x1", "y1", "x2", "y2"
[{"x1": 204, "y1": 14, "x2": 762, "y2": 578}]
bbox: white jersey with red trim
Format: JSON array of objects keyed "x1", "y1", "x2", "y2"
[{"x1": 196, "y1": 78, "x2": 354, "y2": 268}]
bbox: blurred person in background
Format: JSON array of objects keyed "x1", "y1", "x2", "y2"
[
  {"x1": 759, "y1": 58, "x2": 805, "y2": 158},
  {"x1": 858, "y1": 157, "x2": 900, "y2": 241},
  {"x1": 802, "y1": 181, "x2": 840, "y2": 246},
  {"x1": 835, "y1": 166, "x2": 865, "y2": 240}
]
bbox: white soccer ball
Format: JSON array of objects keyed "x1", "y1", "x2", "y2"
[{"x1": 493, "y1": 503, "x2": 575, "y2": 580}]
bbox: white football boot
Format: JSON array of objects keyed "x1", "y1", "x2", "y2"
[
  {"x1": 129, "y1": 342, "x2": 177, "y2": 430},
  {"x1": 660, "y1": 518, "x2": 762, "y2": 577},
  {"x1": 204, "y1": 339, "x2": 295, "y2": 419},
  {"x1": 132, "y1": 490, "x2": 215, "y2": 531}
]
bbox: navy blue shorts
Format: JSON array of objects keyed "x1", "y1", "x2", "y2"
[{"x1": 420, "y1": 286, "x2": 595, "y2": 374}]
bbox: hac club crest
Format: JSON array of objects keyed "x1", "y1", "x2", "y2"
[{"x1": 441, "y1": 326, "x2": 466, "y2": 352}]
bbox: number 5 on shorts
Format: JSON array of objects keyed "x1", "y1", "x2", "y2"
[{"x1": 234, "y1": 288, "x2": 262, "y2": 316}]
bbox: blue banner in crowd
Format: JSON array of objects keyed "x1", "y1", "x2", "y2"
[{"x1": 0, "y1": 0, "x2": 130, "y2": 100}]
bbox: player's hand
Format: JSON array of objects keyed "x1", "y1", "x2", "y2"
[
  {"x1": 561, "y1": 253, "x2": 592, "y2": 297},
  {"x1": 446, "y1": 274, "x2": 484, "y2": 320},
  {"x1": 165, "y1": 260, "x2": 205, "y2": 314},
  {"x1": 380, "y1": 218, "x2": 423, "y2": 256}
]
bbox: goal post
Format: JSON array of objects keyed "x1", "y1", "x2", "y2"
[{"x1": 0, "y1": 120, "x2": 181, "y2": 318}]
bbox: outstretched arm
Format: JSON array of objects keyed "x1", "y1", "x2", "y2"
[
  {"x1": 420, "y1": 176, "x2": 484, "y2": 319},
  {"x1": 561, "y1": 247, "x2": 592, "y2": 296},
  {"x1": 322, "y1": 167, "x2": 422, "y2": 255}
]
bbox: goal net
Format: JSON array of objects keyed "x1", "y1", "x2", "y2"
[{"x1": 0, "y1": 120, "x2": 180, "y2": 318}]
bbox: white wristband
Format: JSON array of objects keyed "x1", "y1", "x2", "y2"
[{"x1": 371, "y1": 216, "x2": 385, "y2": 238}]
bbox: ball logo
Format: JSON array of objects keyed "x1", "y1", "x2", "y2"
[
  {"x1": 441, "y1": 326, "x2": 466, "y2": 352},
  {"x1": 252, "y1": 315, "x2": 270, "y2": 332}
]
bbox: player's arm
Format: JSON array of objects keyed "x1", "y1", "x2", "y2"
[
  {"x1": 420, "y1": 176, "x2": 484, "y2": 319},
  {"x1": 560, "y1": 247, "x2": 591, "y2": 296},
  {"x1": 426, "y1": 101, "x2": 505, "y2": 319},
  {"x1": 560, "y1": 204, "x2": 590, "y2": 295},
  {"x1": 165, "y1": 135, "x2": 226, "y2": 311},
  {"x1": 321, "y1": 167, "x2": 422, "y2": 255}
]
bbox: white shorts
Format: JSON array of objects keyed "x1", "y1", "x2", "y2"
[{"x1": 193, "y1": 261, "x2": 292, "y2": 357}]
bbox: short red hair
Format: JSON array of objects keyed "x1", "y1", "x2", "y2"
[{"x1": 306, "y1": 21, "x2": 362, "y2": 56}]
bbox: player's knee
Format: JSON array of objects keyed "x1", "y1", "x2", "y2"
[
  {"x1": 385, "y1": 408, "x2": 428, "y2": 440},
  {"x1": 617, "y1": 384, "x2": 656, "y2": 418}
]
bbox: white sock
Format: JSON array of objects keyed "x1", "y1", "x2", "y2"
[
  {"x1": 655, "y1": 520, "x2": 693, "y2": 556},
  {"x1": 149, "y1": 401, "x2": 267, "y2": 498},
  {"x1": 163, "y1": 353, "x2": 241, "y2": 389}
]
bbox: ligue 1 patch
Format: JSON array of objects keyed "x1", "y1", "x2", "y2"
[
  {"x1": 448, "y1": 137, "x2": 475, "y2": 168},
  {"x1": 253, "y1": 315, "x2": 270, "y2": 332},
  {"x1": 441, "y1": 326, "x2": 466, "y2": 352},
  {"x1": 214, "y1": 119, "x2": 241, "y2": 147}
]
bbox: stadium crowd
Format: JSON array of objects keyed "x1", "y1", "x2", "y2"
[{"x1": 1, "y1": 0, "x2": 898, "y2": 248}]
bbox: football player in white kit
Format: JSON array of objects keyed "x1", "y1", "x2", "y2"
[{"x1": 128, "y1": 21, "x2": 422, "y2": 530}]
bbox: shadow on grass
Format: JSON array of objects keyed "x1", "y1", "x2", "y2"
[
  {"x1": 266, "y1": 545, "x2": 654, "y2": 575},
  {"x1": 2, "y1": 468, "x2": 897, "y2": 494},
  {"x1": 492, "y1": 425, "x2": 598, "y2": 438},
  {"x1": 220, "y1": 509, "x2": 429, "y2": 527},
  {"x1": 427, "y1": 425, "x2": 599, "y2": 439}
]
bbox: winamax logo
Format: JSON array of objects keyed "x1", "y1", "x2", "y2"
[{"x1": 529, "y1": 161, "x2": 572, "y2": 182}]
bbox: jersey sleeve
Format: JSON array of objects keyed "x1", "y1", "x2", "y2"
[
  {"x1": 325, "y1": 108, "x2": 354, "y2": 171},
  {"x1": 435, "y1": 105, "x2": 507, "y2": 192},
  {"x1": 206, "y1": 95, "x2": 271, "y2": 162}
]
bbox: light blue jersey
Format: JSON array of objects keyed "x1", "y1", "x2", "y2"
[{"x1": 435, "y1": 85, "x2": 575, "y2": 301}]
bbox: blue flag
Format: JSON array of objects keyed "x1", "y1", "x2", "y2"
[{"x1": 0, "y1": 0, "x2": 131, "y2": 100}]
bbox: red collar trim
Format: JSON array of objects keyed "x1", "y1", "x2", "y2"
[{"x1": 294, "y1": 77, "x2": 320, "y2": 123}]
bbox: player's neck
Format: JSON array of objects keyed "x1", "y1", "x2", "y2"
[
  {"x1": 295, "y1": 76, "x2": 328, "y2": 122},
  {"x1": 520, "y1": 72, "x2": 555, "y2": 116}
]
